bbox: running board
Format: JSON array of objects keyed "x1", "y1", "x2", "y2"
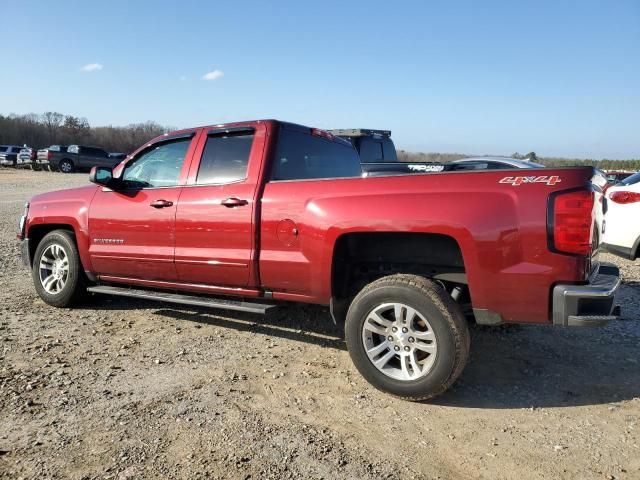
[{"x1": 87, "y1": 285, "x2": 276, "y2": 315}]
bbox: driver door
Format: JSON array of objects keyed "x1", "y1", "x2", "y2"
[{"x1": 88, "y1": 132, "x2": 199, "y2": 281}]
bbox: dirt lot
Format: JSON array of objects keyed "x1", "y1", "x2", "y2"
[{"x1": 1, "y1": 168, "x2": 639, "y2": 480}]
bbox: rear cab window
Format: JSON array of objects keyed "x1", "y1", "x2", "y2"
[
  {"x1": 272, "y1": 126, "x2": 362, "y2": 181},
  {"x1": 359, "y1": 139, "x2": 384, "y2": 163},
  {"x1": 355, "y1": 137, "x2": 397, "y2": 163}
]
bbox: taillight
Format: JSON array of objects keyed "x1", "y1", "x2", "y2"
[
  {"x1": 47, "y1": 150, "x2": 53, "y2": 160},
  {"x1": 609, "y1": 191, "x2": 640, "y2": 204},
  {"x1": 548, "y1": 189, "x2": 594, "y2": 256}
]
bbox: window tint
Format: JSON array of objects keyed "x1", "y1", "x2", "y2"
[
  {"x1": 620, "y1": 172, "x2": 640, "y2": 186},
  {"x1": 196, "y1": 131, "x2": 254, "y2": 184},
  {"x1": 0, "y1": 147, "x2": 8, "y2": 153},
  {"x1": 359, "y1": 139, "x2": 384, "y2": 163},
  {"x1": 272, "y1": 130, "x2": 361, "y2": 181},
  {"x1": 83, "y1": 147, "x2": 107, "y2": 157},
  {"x1": 486, "y1": 162, "x2": 513, "y2": 169},
  {"x1": 452, "y1": 161, "x2": 487, "y2": 171},
  {"x1": 382, "y1": 139, "x2": 398, "y2": 162},
  {"x1": 122, "y1": 138, "x2": 191, "y2": 188}
]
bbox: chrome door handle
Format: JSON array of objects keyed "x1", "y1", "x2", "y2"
[
  {"x1": 150, "y1": 199, "x2": 174, "y2": 208},
  {"x1": 221, "y1": 197, "x2": 248, "y2": 208}
]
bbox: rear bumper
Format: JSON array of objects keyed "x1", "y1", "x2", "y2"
[{"x1": 552, "y1": 262, "x2": 621, "y2": 326}]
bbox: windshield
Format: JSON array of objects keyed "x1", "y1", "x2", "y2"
[{"x1": 619, "y1": 171, "x2": 640, "y2": 186}]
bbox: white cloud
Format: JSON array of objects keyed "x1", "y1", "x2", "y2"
[
  {"x1": 81, "y1": 63, "x2": 103, "y2": 72},
  {"x1": 202, "y1": 69, "x2": 224, "y2": 81}
]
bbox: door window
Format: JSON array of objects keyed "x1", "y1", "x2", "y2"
[
  {"x1": 196, "y1": 130, "x2": 254, "y2": 184},
  {"x1": 122, "y1": 138, "x2": 191, "y2": 188},
  {"x1": 84, "y1": 147, "x2": 108, "y2": 157}
]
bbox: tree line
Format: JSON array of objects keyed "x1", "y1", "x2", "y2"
[
  {"x1": 2, "y1": 111, "x2": 638, "y2": 170},
  {"x1": 0, "y1": 112, "x2": 173, "y2": 153}
]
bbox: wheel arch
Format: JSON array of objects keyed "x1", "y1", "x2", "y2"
[
  {"x1": 330, "y1": 231, "x2": 471, "y2": 323},
  {"x1": 27, "y1": 224, "x2": 94, "y2": 280}
]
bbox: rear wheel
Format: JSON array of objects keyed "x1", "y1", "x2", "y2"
[
  {"x1": 345, "y1": 274, "x2": 470, "y2": 401},
  {"x1": 32, "y1": 230, "x2": 87, "y2": 307},
  {"x1": 58, "y1": 159, "x2": 74, "y2": 173},
  {"x1": 31, "y1": 163, "x2": 42, "y2": 171}
]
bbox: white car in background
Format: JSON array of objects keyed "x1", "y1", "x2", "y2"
[
  {"x1": 17, "y1": 147, "x2": 36, "y2": 169},
  {"x1": 602, "y1": 171, "x2": 640, "y2": 260},
  {"x1": 449, "y1": 156, "x2": 546, "y2": 170}
]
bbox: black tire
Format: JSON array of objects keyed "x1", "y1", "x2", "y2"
[
  {"x1": 345, "y1": 274, "x2": 470, "y2": 401},
  {"x1": 58, "y1": 159, "x2": 74, "y2": 173},
  {"x1": 32, "y1": 230, "x2": 87, "y2": 307},
  {"x1": 31, "y1": 163, "x2": 42, "y2": 171}
]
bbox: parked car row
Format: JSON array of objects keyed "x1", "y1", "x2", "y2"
[
  {"x1": 0, "y1": 145, "x2": 27, "y2": 167},
  {"x1": 0, "y1": 144, "x2": 126, "y2": 172}
]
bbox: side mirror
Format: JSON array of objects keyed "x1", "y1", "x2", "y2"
[{"x1": 89, "y1": 166, "x2": 114, "y2": 186}]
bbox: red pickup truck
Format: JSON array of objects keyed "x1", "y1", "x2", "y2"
[{"x1": 18, "y1": 120, "x2": 620, "y2": 400}]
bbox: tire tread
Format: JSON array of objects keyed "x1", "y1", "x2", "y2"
[{"x1": 346, "y1": 274, "x2": 470, "y2": 401}]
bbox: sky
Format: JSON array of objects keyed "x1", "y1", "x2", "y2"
[{"x1": 1, "y1": 0, "x2": 638, "y2": 159}]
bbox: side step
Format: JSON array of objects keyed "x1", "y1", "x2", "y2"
[{"x1": 87, "y1": 285, "x2": 277, "y2": 315}]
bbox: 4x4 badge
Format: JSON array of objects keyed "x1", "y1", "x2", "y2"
[{"x1": 499, "y1": 175, "x2": 561, "y2": 186}]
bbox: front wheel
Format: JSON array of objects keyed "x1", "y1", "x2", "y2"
[
  {"x1": 345, "y1": 274, "x2": 470, "y2": 401},
  {"x1": 32, "y1": 230, "x2": 87, "y2": 307}
]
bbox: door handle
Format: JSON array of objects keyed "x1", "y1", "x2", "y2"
[
  {"x1": 221, "y1": 197, "x2": 249, "y2": 208},
  {"x1": 150, "y1": 199, "x2": 174, "y2": 208}
]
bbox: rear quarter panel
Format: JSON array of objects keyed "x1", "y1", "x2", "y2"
[{"x1": 259, "y1": 168, "x2": 593, "y2": 324}]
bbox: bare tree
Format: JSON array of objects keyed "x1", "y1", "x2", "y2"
[{"x1": 41, "y1": 112, "x2": 64, "y2": 144}]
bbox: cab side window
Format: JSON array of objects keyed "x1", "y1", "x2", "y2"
[
  {"x1": 122, "y1": 138, "x2": 191, "y2": 188},
  {"x1": 272, "y1": 129, "x2": 362, "y2": 181}
]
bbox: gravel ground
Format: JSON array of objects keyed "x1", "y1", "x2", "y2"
[{"x1": 1, "y1": 169, "x2": 639, "y2": 480}]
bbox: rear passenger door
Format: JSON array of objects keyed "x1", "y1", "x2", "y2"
[{"x1": 174, "y1": 123, "x2": 267, "y2": 287}]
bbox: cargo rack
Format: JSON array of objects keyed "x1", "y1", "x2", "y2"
[{"x1": 329, "y1": 129, "x2": 391, "y2": 138}]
